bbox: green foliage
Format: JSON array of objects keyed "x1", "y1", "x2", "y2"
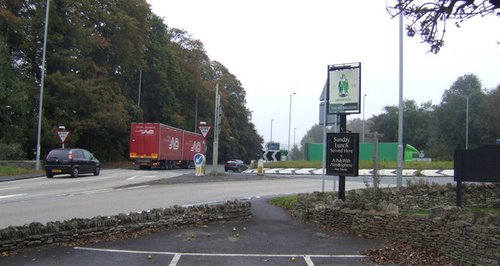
[
  {"x1": 0, "y1": 1, "x2": 263, "y2": 162},
  {"x1": 365, "y1": 74, "x2": 498, "y2": 161},
  {"x1": 0, "y1": 143, "x2": 26, "y2": 160},
  {"x1": 263, "y1": 160, "x2": 453, "y2": 169},
  {"x1": 0, "y1": 165, "x2": 39, "y2": 177},
  {"x1": 264, "y1": 160, "x2": 322, "y2": 169},
  {"x1": 402, "y1": 209, "x2": 431, "y2": 217},
  {"x1": 301, "y1": 124, "x2": 323, "y2": 145},
  {"x1": 267, "y1": 195, "x2": 298, "y2": 211},
  {"x1": 347, "y1": 187, "x2": 390, "y2": 210}
]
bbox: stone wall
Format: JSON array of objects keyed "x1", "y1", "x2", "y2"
[
  {"x1": 0, "y1": 200, "x2": 251, "y2": 252},
  {"x1": 296, "y1": 184, "x2": 500, "y2": 265}
]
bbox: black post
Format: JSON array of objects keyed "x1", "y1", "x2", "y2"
[
  {"x1": 454, "y1": 145, "x2": 462, "y2": 207},
  {"x1": 338, "y1": 114, "x2": 347, "y2": 201}
]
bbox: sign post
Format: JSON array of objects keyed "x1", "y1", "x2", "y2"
[
  {"x1": 194, "y1": 153, "x2": 206, "y2": 176},
  {"x1": 326, "y1": 62, "x2": 361, "y2": 201},
  {"x1": 198, "y1": 123, "x2": 212, "y2": 139},
  {"x1": 56, "y1": 126, "x2": 70, "y2": 148}
]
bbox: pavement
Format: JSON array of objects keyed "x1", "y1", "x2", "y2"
[{"x1": 0, "y1": 197, "x2": 383, "y2": 265}]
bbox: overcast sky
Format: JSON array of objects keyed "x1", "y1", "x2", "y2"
[{"x1": 147, "y1": 0, "x2": 500, "y2": 149}]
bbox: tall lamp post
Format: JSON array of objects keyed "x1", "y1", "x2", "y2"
[
  {"x1": 35, "y1": 0, "x2": 51, "y2": 171},
  {"x1": 466, "y1": 96, "x2": 469, "y2": 150},
  {"x1": 362, "y1": 94, "x2": 367, "y2": 143},
  {"x1": 288, "y1": 92, "x2": 296, "y2": 157},
  {"x1": 270, "y1": 119, "x2": 274, "y2": 142}
]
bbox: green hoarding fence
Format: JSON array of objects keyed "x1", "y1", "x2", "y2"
[{"x1": 305, "y1": 142, "x2": 419, "y2": 162}]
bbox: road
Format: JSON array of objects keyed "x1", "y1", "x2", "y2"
[
  {"x1": 0, "y1": 168, "x2": 454, "y2": 229},
  {"x1": 0, "y1": 168, "x2": 353, "y2": 228}
]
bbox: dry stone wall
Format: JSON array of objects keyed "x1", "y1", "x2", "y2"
[
  {"x1": 296, "y1": 184, "x2": 500, "y2": 265},
  {"x1": 0, "y1": 200, "x2": 251, "y2": 252}
]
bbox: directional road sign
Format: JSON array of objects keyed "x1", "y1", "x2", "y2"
[{"x1": 263, "y1": 151, "x2": 281, "y2": 162}]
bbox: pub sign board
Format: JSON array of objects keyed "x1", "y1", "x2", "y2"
[{"x1": 326, "y1": 133, "x2": 359, "y2": 176}]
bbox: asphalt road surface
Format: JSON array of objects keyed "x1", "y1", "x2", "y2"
[
  {"x1": 0, "y1": 167, "x2": 455, "y2": 229},
  {"x1": 0, "y1": 196, "x2": 383, "y2": 265},
  {"x1": 0, "y1": 168, "x2": 377, "y2": 228}
]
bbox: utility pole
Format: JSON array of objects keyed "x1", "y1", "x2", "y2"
[
  {"x1": 36, "y1": 0, "x2": 51, "y2": 171},
  {"x1": 211, "y1": 84, "x2": 221, "y2": 175},
  {"x1": 396, "y1": 0, "x2": 404, "y2": 188}
]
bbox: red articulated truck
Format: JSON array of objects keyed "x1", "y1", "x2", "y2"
[{"x1": 129, "y1": 123, "x2": 206, "y2": 170}]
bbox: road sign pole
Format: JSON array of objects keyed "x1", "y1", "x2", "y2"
[{"x1": 211, "y1": 84, "x2": 220, "y2": 175}]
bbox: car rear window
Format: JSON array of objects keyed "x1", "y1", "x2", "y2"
[{"x1": 47, "y1": 150, "x2": 69, "y2": 159}]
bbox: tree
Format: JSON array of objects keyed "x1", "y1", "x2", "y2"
[
  {"x1": 300, "y1": 124, "x2": 323, "y2": 146},
  {"x1": 369, "y1": 100, "x2": 435, "y2": 152},
  {"x1": 0, "y1": 0, "x2": 265, "y2": 162},
  {"x1": 388, "y1": 0, "x2": 500, "y2": 53},
  {"x1": 0, "y1": 33, "x2": 33, "y2": 159},
  {"x1": 430, "y1": 74, "x2": 487, "y2": 158},
  {"x1": 481, "y1": 85, "x2": 500, "y2": 144}
]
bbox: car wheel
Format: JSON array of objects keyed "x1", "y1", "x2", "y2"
[
  {"x1": 46, "y1": 172, "x2": 53, "y2": 178},
  {"x1": 71, "y1": 167, "x2": 79, "y2": 178},
  {"x1": 94, "y1": 166, "x2": 100, "y2": 176}
]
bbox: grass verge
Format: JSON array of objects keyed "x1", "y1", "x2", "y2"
[
  {"x1": 267, "y1": 195, "x2": 298, "y2": 211},
  {"x1": 0, "y1": 165, "x2": 42, "y2": 177},
  {"x1": 263, "y1": 160, "x2": 453, "y2": 169}
]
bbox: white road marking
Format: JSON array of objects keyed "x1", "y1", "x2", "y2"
[
  {"x1": 304, "y1": 255, "x2": 314, "y2": 266},
  {"x1": 127, "y1": 175, "x2": 156, "y2": 180},
  {"x1": 74, "y1": 246, "x2": 366, "y2": 264},
  {"x1": 169, "y1": 253, "x2": 182, "y2": 266},
  {"x1": 0, "y1": 186, "x2": 20, "y2": 191},
  {"x1": 0, "y1": 193, "x2": 27, "y2": 199},
  {"x1": 115, "y1": 185, "x2": 150, "y2": 192},
  {"x1": 61, "y1": 175, "x2": 118, "y2": 184}
]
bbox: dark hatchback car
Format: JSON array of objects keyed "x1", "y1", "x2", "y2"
[
  {"x1": 224, "y1": 159, "x2": 248, "y2": 173},
  {"x1": 45, "y1": 148, "x2": 100, "y2": 178}
]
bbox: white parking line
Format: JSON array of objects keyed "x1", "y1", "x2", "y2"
[
  {"x1": 169, "y1": 253, "x2": 182, "y2": 266},
  {"x1": 304, "y1": 255, "x2": 314, "y2": 265},
  {"x1": 74, "y1": 246, "x2": 366, "y2": 265}
]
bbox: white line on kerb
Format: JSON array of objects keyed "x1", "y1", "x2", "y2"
[{"x1": 74, "y1": 246, "x2": 366, "y2": 265}]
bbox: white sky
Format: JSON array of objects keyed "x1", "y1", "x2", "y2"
[{"x1": 147, "y1": 0, "x2": 500, "y2": 149}]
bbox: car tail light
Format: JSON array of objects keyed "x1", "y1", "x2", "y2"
[{"x1": 68, "y1": 151, "x2": 73, "y2": 159}]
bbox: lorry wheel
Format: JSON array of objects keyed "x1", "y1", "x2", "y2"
[{"x1": 46, "y1": 172, "x2": 53, "y2": 178}]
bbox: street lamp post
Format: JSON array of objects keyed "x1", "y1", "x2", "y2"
[
  {"x1": 466, "y1": 96, "x2": 469, "y2": 150},
  {"x1": 293, "y1": 127, "x2": 297, "y2": 148},
  {"x1": 270, "y1": 119, "x2": 274, "y2": 142},
  {"x1": 35, "y1": 0, "x2": 51, "y2": 171},
  {"x1": 288, "y1": 92, "x2": 296, "y2": 157},
  {"x1": 362, "y1": 94, "x2": 367, "y2": 143}
]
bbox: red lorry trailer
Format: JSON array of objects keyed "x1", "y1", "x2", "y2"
[{"x1": 129, "y1": 123, "x2": 205, "y2": 170}]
